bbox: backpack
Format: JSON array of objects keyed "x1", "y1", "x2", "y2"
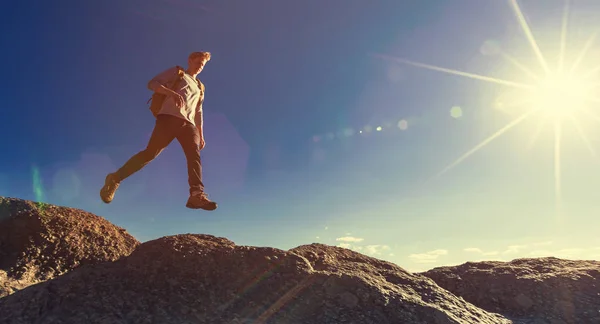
[{"x1": 147, "y1": 66, "x2": 205, "y2": 117}]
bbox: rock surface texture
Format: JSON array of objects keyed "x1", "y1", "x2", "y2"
[
  {"x1": 0, "y1": 196, "x2": 139, "y2": 297},
  {"x1": 0, "y1": 197, "x2": 598, "y2": 323},
  {"x1": 0, "y1": 233, "x2": 510, "y2": 324},
  {"x1": 421, "y1": 258, "x2": 600, "y2": 324}
]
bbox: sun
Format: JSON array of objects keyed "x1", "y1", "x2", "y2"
[
  {"x1": 497, "y1": 72, "x2": 596, "y2": 119},
  {"x1": 528, "y1": 74, "x2": 594, "y2": 117},
  {"x1": 372, "y1": 0, "x2": 600, "y2": 206}
]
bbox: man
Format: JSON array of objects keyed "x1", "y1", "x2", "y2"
[{"x1": 100, "y1": 51, "x2": 217, "y2": 211}]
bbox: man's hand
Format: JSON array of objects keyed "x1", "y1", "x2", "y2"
[
  {"x1": 171, "y1": 92, "x2": 185, "y2": 108},
  {"x1": 199, "y1": 135, "x2": 205, "y2": 150},
  {"x1": 149, "y1": 81, "x2": 185, "y2": 108}
]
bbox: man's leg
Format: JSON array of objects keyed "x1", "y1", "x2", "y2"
[
  {"x1": 100, "y1": 115, "x2": 178, "y2": 203},
  {"x1": 176, "y1": 123, "x2": 217, "y2": 210}
]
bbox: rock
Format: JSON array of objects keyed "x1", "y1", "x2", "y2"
[
  {"x1": 420, "y1": 257, "x2": 600, "y2": 324},
  {"x1": 1, "y1": 196, "x2": 598, "y2": 323},
  {"x1": 291, "y1": 243, "x2": 511, "y2": 324},
  {"x1": 514, "y1": 293, "x2": 534, "y2": 310},
  {"x1": 0, "y1": 233, "x2": 511, "y2": 323},
  {"x1": 0, "y1": 196, "x2": 139, "y2": 297}
]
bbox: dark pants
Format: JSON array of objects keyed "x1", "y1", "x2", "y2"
[{"x1": 115, "y1": 114, "x2": 204, "y2": 195}]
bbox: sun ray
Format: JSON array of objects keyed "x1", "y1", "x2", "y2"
[
  {"x1": 494, "y1": 91, "x2": 535, "y2": 113},
  {"x1": 377, "y1": 1, "x2": 598, "y2": 210},
  {"x1": 526, "y1": 115, "x2": 548, "y2": 150},
  {"x1": 568, "y1": 114, "x2": 597, "y2": 157},
  {"x1": 508, "y1": 0, "x2": 550, "y2": 74},
  {"x1": 433, "y1": 108, "x2": 539, "y2": 179},
  {"x1": 558, "y1": 0, "x2": 571, "y2": 72},
  {"x1": 581, "y1": 65, "x2": 600, "y2": 79},
  {"x1": 568, "y1": 32, "x2": 597, "y2": 76},
  {"x1": 553, "y1": 117, "x2": 562, "y2": 202},
  {"x1": 372, "y1": 53, "x2": 534, "y2": 90},
  {"x1": 497, "y1": 98, "x2": 536, "y2": 115},
  {"x1": 500, "y1": 51, "x2": 541, "y2": 81}
]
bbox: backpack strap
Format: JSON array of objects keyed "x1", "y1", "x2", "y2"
[
  {"x1": 172, "y1": 65, "x2": 185, "y2": 88},
  {"x1": 174, "y1": 65, "x2": 203, "y2": 92}
]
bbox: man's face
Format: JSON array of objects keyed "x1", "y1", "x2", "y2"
[{"x1": 189, "y1": 56, "x2": 209, "y2": 74}]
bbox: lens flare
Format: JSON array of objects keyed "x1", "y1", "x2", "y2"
[
  {"x1": 373, "y1": 0, "x2": 600, "y2": 210},
  {"x1": 32, "y1": 165, "x2": 45, "y2": 202}
]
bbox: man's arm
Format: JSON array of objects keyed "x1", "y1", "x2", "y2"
[
  {"x1": 150, "y1": 83, "x2": 179, "y2": 97},
  {"x1": 195, "y1": 111, "x2": 203, "y2": 134},
  {"x1": 148, "y1": 66, "x2": 179, "y2": 96},
  {"x1": 195, "y1": 110, "x2": 205, "y2": 150},
  {"x1": 195, "y1": 91, "x2": 205, "y2": 149},
  {"x1": 148, "y1": 66, "x2": 185, "y2": 107}
]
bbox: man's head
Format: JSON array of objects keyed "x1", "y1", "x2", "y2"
[{"x1": 188, "y1": 51, "x2": 211, "y2": 75}]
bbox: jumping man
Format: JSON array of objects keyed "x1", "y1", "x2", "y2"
[{"x1": 100, "y1": 51, "x2": 218, "y2": 210}]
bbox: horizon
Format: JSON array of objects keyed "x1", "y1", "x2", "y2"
[
  {"x1": 0, "y1": 193, "x2": 595, "y2": 274},
  {"x1": 2, "y1": 0, "x2": 600, "y2": 273}
]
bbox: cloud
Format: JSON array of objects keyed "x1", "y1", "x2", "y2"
[
  {"x1": 528, "y1": 247, "x2": 595, "y2": 259},
  {"x1": 502, "y1": 244, "x2": 528, "y2": 255},
  {"x1": 555, "y1": 248, "x2": 586, "y2": 258},
  {"x1": 501, "y1": 241, "x2": 555, "y2": 256},
  {"x1": 409, "y1": 249, "x2": 448, "y2": 264},
  {"x1": 483, "y1": 251, "x2": 500, "y2": 256},
  {"x1": 503, "y1": 241, "x2": 553, "y2": 254},
  {"x1": 336, "y1": 242, "x2": 364, "y2": 252},
  {"x1": 590, "y1": 247, "x2": 600, "y2": 259},
  {"x1": 482, "y1": 242, "x2": 600, "y2": 261},
  {"x1": 338, "y1": 243, "x2": 352, "y2": 249},
  {"x1": 363, "y1": 245, "x2": 390, "y2": 256},
  {"x1": 466, "y1": 242, "x2": 556, "y2": 258},
  {"x1": 335, "y1": 238, "x2": 390, "y2": 258},
  {"x1": 464, "y1": 247, "x2": 499, "y2": 256},
  {"x1": 336, "y1": 236, "x2": 364, "y2": 243},
  {"x1": 528, "y1": 250, "x2": 553, "y2": 257}
]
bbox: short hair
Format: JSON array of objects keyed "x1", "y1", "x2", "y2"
[{"x1": 189, "y1": 51, "x2": 211, "y2": 61}]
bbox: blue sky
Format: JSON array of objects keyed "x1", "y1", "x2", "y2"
[{"x1": 2, "y1": 0, "x2": 600, "y2": 272}]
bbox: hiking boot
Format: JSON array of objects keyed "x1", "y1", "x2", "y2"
[
  {"x1": 186, "y1": 192, "x2": 217, "y2": 210},
  {"x1": 100, "y1": 173, "x2": 120, "y2": 203}
]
